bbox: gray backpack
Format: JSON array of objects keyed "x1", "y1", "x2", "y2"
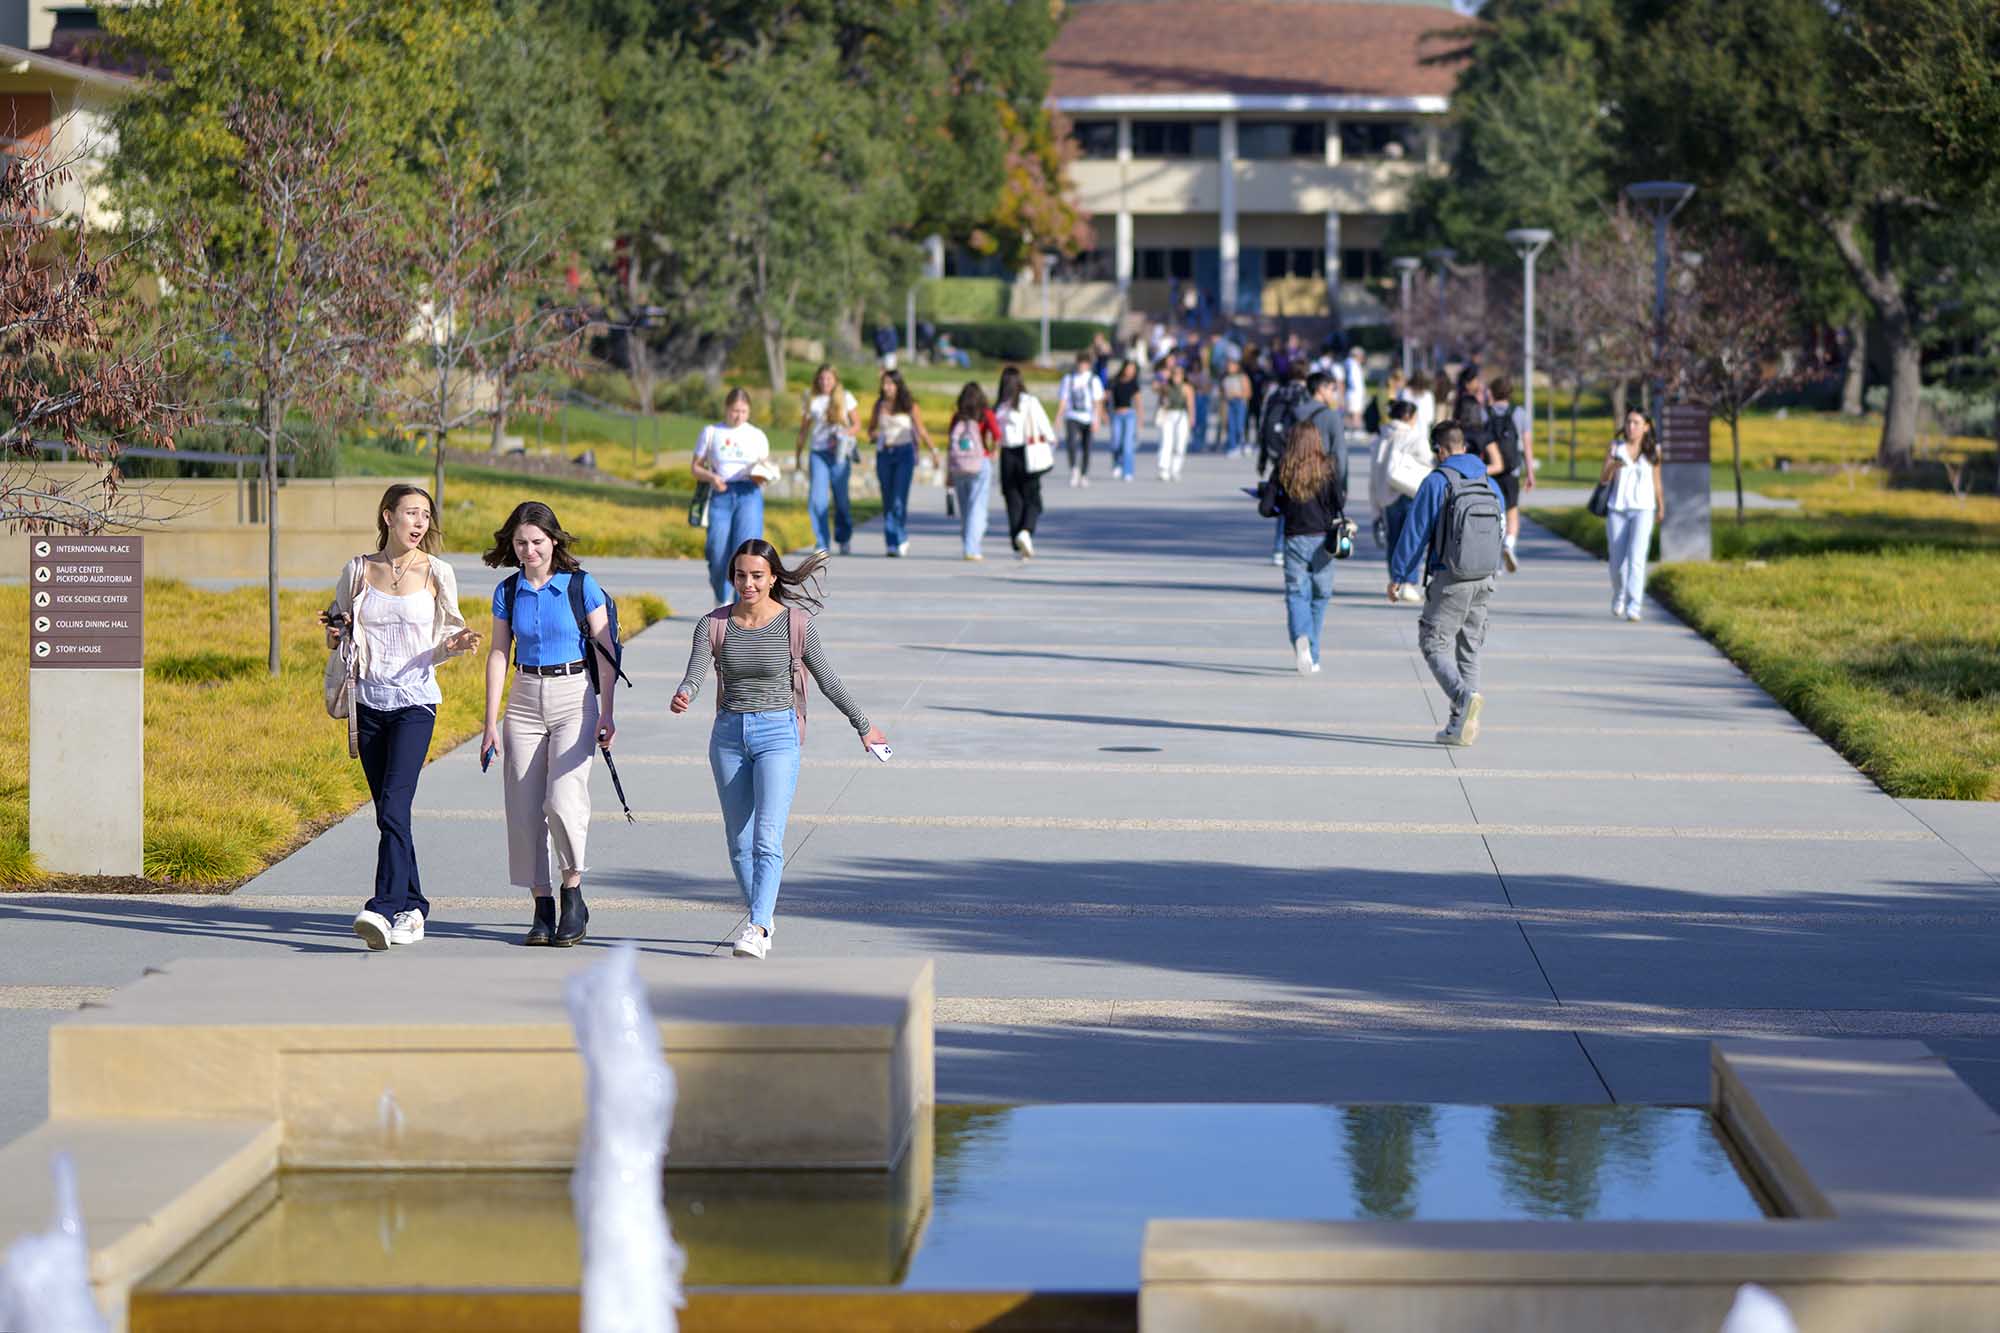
[{"x1": 1430, "y1": 469, "x2": 1504, "y2": 582}]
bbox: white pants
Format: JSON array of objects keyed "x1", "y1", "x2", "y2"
[
  {"x1": 1606, "y1": 507, "x2": 1656, "y2": 610},
  {"x1": 1156, "y1": 410, "x2": 1189, "y2": 478}
]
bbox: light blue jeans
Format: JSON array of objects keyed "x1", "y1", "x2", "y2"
[
  {"x1": 808, "y1": 450, "x2": 853, "y2": 551},
  {"x1": 1109, "y1": 408, "x2": 1137, "y2": 478},
  {"x1": 1226, "y1": 399, "x2": 1248, "y2": 455},
  {"x1": 1283, "y1": 533, "x2": 1335, "y2": 661},
  {"x1": 876, "y1": 444, "x2": 917, "y2": 552},
  {"x1": 952, "y1": 462, "x2": 992, "y2": 557},
  {"x1": 708, "y1": 707, "x2": 801, "y2": 930},
  {"x1": 705, "y1": 480, "x2": 764, "y2": 604}
]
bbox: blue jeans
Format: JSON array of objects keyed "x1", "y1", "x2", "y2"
[
  {"x1": 708, "y1": 708, "x2": 801, "y2": 930},
  {"x1": 1282, "y1": 534, "x2": 1336, "y2": 661},
  {"x1": 1226, "y1": 399, "x2": 1248, "y2": 455},
  {"x1": 356, "y1": 702, "x2": 436, "y2": 921},
  {"x1": 952, "y1": 462, "x2": 992, "y2": 557},
  {"x1": 1192, "y1": 392, "x2": 1212, "y2": 452},
  {"x1": 808, "y1": 450, "x2": 852, "y2": 550},
  {"x1": 876, "y1": 444, "x2": 916, "y2": 551},
  {"x1": 1109, "y1": 408, "x2": 1137, "y2": 477},
  {"x1": 705, "y1": 480, "x2": 764, "y2": 603}
]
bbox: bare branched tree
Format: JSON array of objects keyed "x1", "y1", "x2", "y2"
[{"x1": 164, "y1": 94, "x2": 407, "y2": 674}]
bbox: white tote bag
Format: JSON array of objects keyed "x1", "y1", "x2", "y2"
[{"x1": 1021, "y1": 395, "x2": 1056, "y2": 475}]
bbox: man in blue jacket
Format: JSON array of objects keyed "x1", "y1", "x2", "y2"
[{"x1": 1388, "y1": 420, "x2": 1504, "y2": 746}]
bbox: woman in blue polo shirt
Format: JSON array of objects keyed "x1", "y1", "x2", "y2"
[{"x1": 480, "y1": 501, "x2": 619, "y2": 946}]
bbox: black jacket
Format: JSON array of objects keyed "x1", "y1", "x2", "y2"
[{"x1": 1258, "y1": 472, "x2": 1345, "y2": 537}]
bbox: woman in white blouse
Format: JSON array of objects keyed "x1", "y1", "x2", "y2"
[
  {"x1": 793, "y1": 363, "x2": 859, "y2": 556},
  {"x1": 992, "y1": 364, "x2": 1055, "y2": 558},
  {"x1": 320, "y1": 484, "x2": 480, "y2": 950},
  {"x1": 692, "y1": 387, "x2": 773, "y2": 602},
  {"x1": 1598, "y1": 408, "x2": 1666, "y2": 621}
]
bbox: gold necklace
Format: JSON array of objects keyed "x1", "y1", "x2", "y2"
[{"x1": 388, "y1": 551, "x2": 419, "y2": 589}]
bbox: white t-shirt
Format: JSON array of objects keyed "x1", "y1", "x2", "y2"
[
  {"x1": 1607, "y1": 439, "x2": 1655, "y2": 511},
  {"x1": 806, "y1": 391, "x2": 858, "y2": 452},
  {"x1": 1058, "y1": 371, "x2": 1105, "y2": 424},
  {"x1": 1344, "y1": 357, "x2": 1367, "y2": 413},
  {"x1": 995, "y1": 395, "x2": 1051, "y2": 447},
  {"x1": 697, "y1": 422, "x2": 770, "y2": 484},
  {"x1": 1411, "y1": 390, "x2": 1436, "y2": 443}
]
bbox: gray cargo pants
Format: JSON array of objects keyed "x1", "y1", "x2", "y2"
[{"x1": 1418, "y1": 575, "x2": 1495, "y2": 716}]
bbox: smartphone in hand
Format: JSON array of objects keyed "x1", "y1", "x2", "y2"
[
  {"x1": 481, "y1": 744, "x2": 496, "y2": 772},
  {"x1": 866, "y1": 742, "x2": 893, "y2": 763}
]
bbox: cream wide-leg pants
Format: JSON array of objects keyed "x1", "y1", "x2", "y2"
[{"x1": 502, "y1": 670, "x2": 597, "y2": 890}]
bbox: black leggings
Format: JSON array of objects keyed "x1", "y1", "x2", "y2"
[
  {"x1": 1000, "y1": 447, "x2": 1044, "y2": 538},
  {"x1": 1064, "y1": 419, "x2": 1093, "y2": 474}
]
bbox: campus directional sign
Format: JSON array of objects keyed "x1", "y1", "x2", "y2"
[{"x1": 26, "y1": 536, "x2": 145, "y2": 669}]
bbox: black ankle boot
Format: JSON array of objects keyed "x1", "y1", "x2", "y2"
[
  {"x1": 554, "y1": 884, "x2": 588, "y2": 947},
  {"x1": 524, "y1": 896, "x2": 556, "y2": 946}
]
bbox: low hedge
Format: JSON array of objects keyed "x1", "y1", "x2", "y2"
[{"x1": 938, "y1": 319, "x2": 1107, "y2": 361}]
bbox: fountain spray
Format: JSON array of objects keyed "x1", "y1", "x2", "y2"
[{"x1": 0, "y1": 1152, "x2": 110, "y2": 1333}]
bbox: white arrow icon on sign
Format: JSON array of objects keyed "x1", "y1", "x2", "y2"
[
  {"x1": 33, "y1": 541, "x2": 49, "y2": 558},
  {"x1": 34, "y1": 641, "x2": 50, "y2": 658}
]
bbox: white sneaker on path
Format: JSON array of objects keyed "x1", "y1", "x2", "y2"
[
  {"x1": 389, "y1": 910, "x2": 425, "y2": 945},
  {"x1": 1294, "y1": 636, "x2": 1313, "y2": 676},
  {"x1": 732, "y1": 924, "x2": 771, "y2": 959},
  {"x1": 353, "y1": 910, "x2": 391, "y2": 951}
]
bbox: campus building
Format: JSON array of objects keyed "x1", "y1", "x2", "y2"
[
  {"x1": 1032, "y1": 0, "x2": 1460, "y2": 328},
  {"x1": 1, "y1": 2, "x2": 127, "y2": 225}
]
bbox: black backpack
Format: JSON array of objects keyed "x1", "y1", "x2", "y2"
[
  {"x1": 1259, "y1": 382, "x2": 1309, "y2": 467},
  {"x1": 503, "y1": 569, "x2": 632, "y2": 695},
  {"x1": 1489, "y1": 406, "x2": 1522, "y2": 474}
]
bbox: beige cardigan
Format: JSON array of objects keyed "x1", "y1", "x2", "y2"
[{"x1": 325, "y1": 554, "x2": 472, "y2": 753}]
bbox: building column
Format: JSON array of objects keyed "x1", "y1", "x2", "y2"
[
  {"x1": 1323, "y1": 211, "x2": 1342, "y2": 323},
  {"x1": 1324, "y1": 117, "x2": 1341, "y2": 167},
  {"x1": 1219, "y1": 115, "x2": 1239, "y2": 320},
  {"x1": 1115, "y1": 117, "x2": 1133, "y2": 311}
]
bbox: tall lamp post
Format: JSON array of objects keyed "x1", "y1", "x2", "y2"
[
  {"x1": 1625, "y1": 181, "x2": 1694, "y2": 416},
  {"x1": 1391, "y1": 256, "x2": 1421, "y2": 380},
  {"x1": 1624, "y1": 180, "x2": 1706, "y2": 561},
  {"x1": 1425, "y1": 247, "x2": 1456, "y2": 372},
  {"x1": 1503, "y1": 228, "x2": 1552, "y2": 479}
]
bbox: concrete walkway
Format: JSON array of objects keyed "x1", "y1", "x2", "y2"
[{"x1": 5, "y1": 437, "x2": 1999, "y2": 1144}]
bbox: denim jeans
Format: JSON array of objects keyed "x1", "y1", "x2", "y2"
[
  {"x1": 705, "y1": 480, "x2": 764, "y2": 603},
  {"x1": 1226, "y1": 399, "x2": 1248, "y2": 455},
  {"x1": 808, "y1": 449, "x2": 852, "y2": 550},
  {"x1": 1108, "y1": 408, "x2": 1137, "y2": 477},
  {"x1": 952, "y1": 461, "x2": 992, "y2": 557},
  {"x1": 357, "y1": 702, "x2": 436, "y2": 920},
  {"x1": 1282, "y1": 534, "x2": 1335, "y2": 662},
  {"x1": 1192, "y1": 391, "x2": 1212, "y2": 452},
  {"x1": 876, "y1": 444, "x2": 916, "y2": 551},
  {"x1": 1607, "y1": 507, "x2": 1656, "y2": 610},
  {"x1": 708, "y1": 707, "x2": 802, "y2": 930}
]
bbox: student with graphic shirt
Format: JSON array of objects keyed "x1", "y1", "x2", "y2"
[
  {"x1": 870, "y1": 368, "x2": 936, "y2": 558},
  {"x1": 1056, "y1": 352, "x2": 1107, "y2": 487},
  {"x1": 794, "y1": 363, "x2": 860, "y2": 556},
  {"x1": 946, "y1": 382, "x2": 1002, "y2": 560},
  {"x1": 480, "y1": 501, "x2": 621, "y2": 947},
  {"x1": 692, "y1": 388, "x2": 773, "y2": 603}
]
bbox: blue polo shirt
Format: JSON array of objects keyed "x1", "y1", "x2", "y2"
[{"x1": 493, "y1": 571, "x2": 607, "y2": 666}]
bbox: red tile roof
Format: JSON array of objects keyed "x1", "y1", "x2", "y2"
[{"x1": 1048, "y1": 1, "x2": 1468, "y2": 102}]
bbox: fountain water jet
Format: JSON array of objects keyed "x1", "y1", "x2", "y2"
[
  {"x1": 566, "y1": 943, "x2": 686, "y2": 1333},
  {"x1": 0, "y1": 1153, "x2": 109, "y2": 1333}
]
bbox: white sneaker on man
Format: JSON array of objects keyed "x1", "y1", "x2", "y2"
[
  {"x1": 1271, "y1": 552, "x2": 1285, "y2": 567},
  {"x1": 731, "y1": 923, "x2": 771, "y2": 959},
  {"x1": 352, "y1": 910, "x2": 392, "y2": 951},
  {"x1": 898, "y1": 541, "x2": 911, "y2": 557},
  {"x1": 1502, "y1": 542, "x2": 1519, "y2": 573},
  {"x1": 1459, "y1": 692, "x2": 1485, "y2": 745},
  {"x1": 1294, "y1": 636, "x2": 1314, "y2": 676},
  {"x1": 1017, "y1": 531, "x2": 1034, "y2": 558},
  {"x1": 389, "y1": 910, "x2": 425, "y2": 945},
  {"x1": 1435, "y1": 717, "x2": 1467, "y2": 746}
]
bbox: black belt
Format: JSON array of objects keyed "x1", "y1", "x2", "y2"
[{"x1": 517, "y1": 660, "x2": 587, "y2": 677}]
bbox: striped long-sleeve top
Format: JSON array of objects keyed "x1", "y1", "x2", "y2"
[{"x1": 677, "y1": 608, "x2": 871, "y2": 735}]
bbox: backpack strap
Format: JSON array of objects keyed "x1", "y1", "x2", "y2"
[
  {"x1": 787, "y1": 607, "x2": 810, "y2": 744},
  {"x1": 569, "y1": 570, "x2": 631, "y2": 692},
  {"x1": 502, "y1": 571, "x2": 522, "y2": 666},
  {"x1": 706, "y1": 606, "x2": 730, "y2": 715}
]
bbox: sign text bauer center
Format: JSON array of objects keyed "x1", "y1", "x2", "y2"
[{"x1": 28, "y1": 536, "x2": 144, "y2": 669}]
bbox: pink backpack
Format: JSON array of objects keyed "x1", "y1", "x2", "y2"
[{"x1": 706, "y1": 605, "x2": 810, "y2": 741}]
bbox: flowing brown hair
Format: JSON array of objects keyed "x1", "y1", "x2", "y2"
[
  {"x1": 729, "y1": 538, "x2": 829, "y2": 612},
  {"x1": 1277, "y1": 421, "x2": 1331, "y2": 498},
  {"x1": 482, "y1": 500, "x2": 582, "y2": 572}
]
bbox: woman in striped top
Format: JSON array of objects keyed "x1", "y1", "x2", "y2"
[{"x1": 671, "y1": 538, "x2": 887, "y2": 958}]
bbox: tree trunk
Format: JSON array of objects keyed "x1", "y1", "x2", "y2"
[
  {"x1": 1880, "y1": 322, "x2": 1922, "y2": 469},
  {"x1": 833, "y1": 301, "x2": 864, "y2": 362},
  {"x1": 762, "y1": 320, "x2": 787, "y2": 403},
  {"x1": 432, "y1": 430, "x2": 447, "y2": 516},
  {"x1": 1731, "y1": 414, "x2": 1744, "y2": 524},
  {"x1": 626, "y1": 331, "x2": 657, "y2": 416},
  {"x1": 1567, "y1": 383, "x2": 1582, "y2": 479},
  {"x1": 489, "y1": 371, "x2": 509, "y2": 455},
  {"x1": 264, "y1": 397, "x2": 282, "y2": 676},
  {"x1": 1840, "y1": 316, "x2": 1867, "y2": 415},
  {"x1": 1820, "y1": 208, "x2": 1918, "y2": 469},
  {"x1": 1609, "y1": 380, "x2": 1629, "y2": 429}
]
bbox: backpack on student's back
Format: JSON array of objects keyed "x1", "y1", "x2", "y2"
[
  {"x1": 1430, "y1": 470, "x2": 1505, "y2": 582},
  {"x1": 503, "y1": 568, "x2": 631, "y2": 695},
  {"x1": 1259, "y1": 382, "x2": 1308, "y2": 466},
  {"x1": 1489, "y1": 407, "x2": 1523, "y2": 474},
  {"x1": 705, "y1": 606, "x2": 811, "y2": 742},
  {"x1": 947, "y1": 417, "x2": 987, "y2": 478}
]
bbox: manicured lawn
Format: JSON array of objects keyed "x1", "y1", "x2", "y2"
[
  {"x1": 1530, "y1": 472, "x2": 2000, "y2": 801},
  {"x1": 0, "y1": 583, "x2": 671, "y2": 888}
]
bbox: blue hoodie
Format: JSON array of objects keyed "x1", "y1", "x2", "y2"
[{"x1": 1389, "y1": 453, "x2": 1504, "y2": 586}]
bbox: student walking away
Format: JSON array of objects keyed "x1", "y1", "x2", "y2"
[
  {"x1": 1303, "y1": 371, "x2": 1349, "y2": 497},
  {"x1": 481, "y1": 501, "x2": 625, "y2": 946},
  {"x1": 947, "y1": 382, "x2": 1001, "y2": 560},
  {"x1": 1057, "y1": 352, "x2": 1106, "y2": 487},
  {"x1": 672, "y1": 541, "x2": 887, "y2": 958},
  {"x1": 1599, "y1": 408, "x2": 1665, "y2": 621},
  {"x1": 1258, "y1": 364, "x2": 1313, "y2": 564},
  {"x1": 692, "y1": 388, "x2": 775, "y2": 604},
  {"x1": 1343, "y1": 346, "x2": 1368, "y2": 429},
  {"x1": 1259, "y1": 422, "x2": 1348, "y2": 675},
  {"x1": 1156, "y1": 361, "x2": 1195, "y2": 481},
  {"x1": 795, "y1": 363, "x2": 860, "y2": 556},
  {"x1": 870, "y1": 369, "x2": 936, "y2": 558},
  {"x1": 1106, "y1": 360, "x2": 1141, "y2": 480},
  {"x1": 1221, "y1": 357, "x2": 1251, "y2": 457},
  {"x1": 1388, "y1": 421, "x2": 1506, "y2": 746},
  {"x1": 322, "y1": 485, "x2": 480, "y2": 951},
  {"x1": 993, "y1": 364, "x2": 1055, "y2": 559},
  {"x1": 1480, "y1": 376, "x2": 1533, "y2": 572},
  {"x1": 1370, "y1": 400, "x2": 1429, "y2": 603}
]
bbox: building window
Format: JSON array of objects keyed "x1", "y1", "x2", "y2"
[
  {"x1": 1339, "y1": 121, "x2": 1419, "y2": 160},
  {"x1": 1131, "y1": 121, "x2": 1220, "y2": 158},
  {"x1": 1342, "y1": 248, "x2": 1385, "y2": 282},
  {"x1": 1263, "y1": 248, "x2": 1326, "y2": 280},
  {"x1": 1237, "y1": 121, "x2": 1326, "y2": 160},
  {"x1": 1137, "y1": 248, "x2": 1195, "y2": 280},
  {"x1": 1071, "y1": 120, "x2": 1119, "y2": 160}
]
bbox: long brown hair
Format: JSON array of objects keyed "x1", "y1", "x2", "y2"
[
  {"x1": 482, "y1": 500, "x2": 582, "y2": 572},
  {"x1": 729, "y1": 538, "x2": 828, "y2": 612},
  {"x1": 809, "y1": 364, "x2": 845, "y2": 418},
  {"x1": 995, "y1": 364, "x2": 1025, "y2": 410},
  {"x1": 1621, "y1": 410, "x2": 1659, "y2": 465},
  {"x1": 952, "y1": 381, "x2": 989, "y2": 428},
  {"x1": 375, "y1": 484, "x2": 440, "y2": 554},
  {"x1": 873, "y1": 369, "x2": 915, "y2": 427},
  {"x1": 1277, "y1": 421, "x2": 1331, "y2": 498}
]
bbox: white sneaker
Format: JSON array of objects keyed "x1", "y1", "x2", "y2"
[
  {"x1": 1459, "y1": 692, "x2": 1484, "y2": 745},
  {"x1": 1079, "y1": 474, "x2": 1091, "y2": 488},
  {"x1": 1612, "y1": 600, "x2": 1628, "y2": 619},
  {"x1": 1271, "y1": 552, "x2": 1285, "y2": 567},
  {"x1": 1309, "y1": 660, "x2": 1321, "y2": 674},
  {"x1": 1435, "y1": 718, "x2": 1467, "y2": 746},
  {"x1": 1398, "y1": 584, "x2": 1424, "y2": 605},
  {"x1": 1502, "y1": 544, "x2": 1519, "y2": 573},
  {"x1": 353, "y1": 910, "x2": 391, "y2": 951},
  {"x1": 1626, "y1": 607, "x2": 1642, "y2": 623},
  {"x1": 898, "y1": 541, "x2": 910, "y2": 557},
  {"x1": 963, "y1": 552, "x2": 983, "y2": 562},
  {"x1": 388, "y1": 910, "x2": 425, "y2": 945},
  {"x1": 1069, "y1": 468, "x2": 1081, "y2": 487},
  {"x1": 731, "y1": 923, "x2": 771, "y2": 959},
  {"x1": 1294, "y1": 636, "x2": 1313, "y2": 676},
  {"x1": 1018, "y1": 531, "x2": 1034, "y2": 558}
]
